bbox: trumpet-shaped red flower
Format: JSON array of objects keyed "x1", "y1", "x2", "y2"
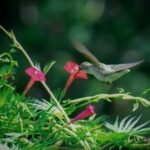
[
  {"x1": 23, "y1": 67, "x2": 46, "y2": 95},
  {"x1": 69, "y1": 105, "x2": 95, "y2": 124},
  {"x1": 64, "y1": 61, "x2": 88, "y2": 92}
]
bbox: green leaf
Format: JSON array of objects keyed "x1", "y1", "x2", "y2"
[
  {"x1": 132, "y1": 102, "x2": 139, "y2": 111},
  {"x1": 142, "y1": 89, "x2": 150, "y2": 96},
  {"x1": 126, "y1": 116, "x2": 141, "y2": 132},
  {"x1": 0, "y1": 65, "x2": 14, "y2": 77},
  {"x1": 105, "y1": 116, "x2": 150, "y2": 136},
  {"x1": 123, "y1": 116, "x2": 136, "y2": 132},
  {"x1": 43, "y1": 60, "x2": 56, "y2": 74},
  {"x1": 117, "y1": 88, "x2": 125, "y2": 93},
  {"x1": 10, "y1": 48, "x2": 17, "y2": 53},
  {"x1": 118, "y1": 116, "x2": 130, "y2": 132}
]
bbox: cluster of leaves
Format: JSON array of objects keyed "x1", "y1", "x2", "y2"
[
  {"x1": 0, "y1": 49, "x2": 18, "y2": 89},
  {"x1": 0, "y1": 27, "x2": 150, "y2": 150},
  {"x1": 0, "y1": 82, "x2": 149, "y2": 150}
]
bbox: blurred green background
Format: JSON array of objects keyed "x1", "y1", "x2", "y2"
[{"x1": 0, "y1": 0, "x2": 149, "y2": 120}]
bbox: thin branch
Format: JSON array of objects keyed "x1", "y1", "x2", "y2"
[
  {"x1": 67, "y1": 93, "x2": 150, "y2": 107},
  {"x1": 0, "y1": 25, "x2": 91, "y2": 150}
]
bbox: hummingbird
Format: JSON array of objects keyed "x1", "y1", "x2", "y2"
[{"x1": 72, "y1": 40, "x2": 143, "y2": 84}]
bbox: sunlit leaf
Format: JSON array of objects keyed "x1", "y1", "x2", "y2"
[
  {"x1": 105, "y1": 116, "x2": 150, "y2": 136},
  {"x1": 43, "y1": 60, "x2": 56, "y2": 74}
]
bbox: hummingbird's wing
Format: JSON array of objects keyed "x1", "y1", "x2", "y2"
[
  {"x1": 109, "y1": 60, "x2": 144, "y2": 72},
  {"x1": 72, "y1": 40, "x2": 101, "y2": 67}
]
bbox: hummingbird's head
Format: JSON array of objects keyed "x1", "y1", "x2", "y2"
[{"x1": 79, "y1": 62, "x2": 92, "y2": 73}]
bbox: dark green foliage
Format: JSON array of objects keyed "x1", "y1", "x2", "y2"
[{"x1": 0, "y1": 27, "x2": 149, "y2": 150}]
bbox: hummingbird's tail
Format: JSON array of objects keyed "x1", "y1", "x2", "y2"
[{"x1": 110, "y1": 60, "x2": 144, "y2": 72}]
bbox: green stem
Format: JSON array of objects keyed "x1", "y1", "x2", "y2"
[
  {"x1": 0, "y1": 25, "x2": 34, "y2": 66},
  {"x1": 41, "y1": 81, "x2": 70, "y2": 122},
  {"x1": 0, "y1": 25, "x2": 69, "y2": 122},
  {"x1": 0, "y1": 25, "x2": 34, "y2": 67},
  {"x1": 56, "y1": 124, "x2": 91, "y2": 150},
  {"x1": 0, "y1": 25, "x2": 90, "y2": 150},
  {"x1": 15, "y1": 41, "x2": 34, "y2": 67},
  {"x1": 129, "y1": 143, "x2": 150, "y2": 149},
  {"x1": 67, "y1": 93, "x2": 150, "y2": 107}
]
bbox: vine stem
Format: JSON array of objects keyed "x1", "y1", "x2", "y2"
[
  {"x1": 0, "y1": 25, "x2": 34, "y2": 66},
  {"x1": 0, "y1": 25, "x2": 69, "y2": 122},
  {"x1": 0, "y1": 25, "x2": 90, "y2": 150},
  {"x1": 41, "y1": 81, "x2": 70, "y2": 121},
  {"x1": 56, "y1": 124, "x2": 91, "y2": 150},
  {"x1": 67, "y1": 93, "x2": 150, "y2": 107}
]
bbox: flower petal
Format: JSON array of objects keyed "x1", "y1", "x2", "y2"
[
  {"x1": 86, "y1": 105, "x2": 95, "y2": 115},
  {"x1": 64, "y1": 61, "x2": 79, "y2": 74},
  {"x1": 75, "y1": 70, "x2": 88, "y2": 79},
  {"x1": 69, "y1": 104, "x2": 95, "y2": 124},
  {"x1": 25, "y1": 67, "x2": 46, "y2": 81}
]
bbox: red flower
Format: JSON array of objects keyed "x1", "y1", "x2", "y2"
[
  {"x1": 23, "y1": 67, "x2": 46, "y2": 95},
  {"x1": 69, "y1": 105, "x2": 95, "y2": 124},
  {"x1": 64, "y1": 61, "x2": 88, "y2": 92}
]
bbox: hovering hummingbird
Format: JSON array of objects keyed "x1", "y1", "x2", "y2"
[{"x1": 72, "y1": 40, "x2": 143, "y2": 84}]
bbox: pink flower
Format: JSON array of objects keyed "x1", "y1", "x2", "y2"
[
  {"x1": 23, "y1": 67, "x2": 46, "y2": 95},
  {"x1": 69, "y1": 105, "x2": 95, "y2": 124},
  {"x1": 64, "y1": 61, "x2": 88, "y2": 93}
]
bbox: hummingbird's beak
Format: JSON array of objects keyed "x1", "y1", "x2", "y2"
[{"x1": 79, "y1": 65, "x2": 82, "y2": 69}]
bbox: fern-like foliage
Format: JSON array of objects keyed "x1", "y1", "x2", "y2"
[
  {"x1": 28, "y1": 99, "x2": 64, "y2": 119},
  {"x1": 0, "y1": 50, "x2": 18, "y2": 89},
  {"x1": 105, "y1": 116, "x2": 150, "y2": 135},
  {"x1": 0, "y1": 26, "x2": 150, "y2": 150}
]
